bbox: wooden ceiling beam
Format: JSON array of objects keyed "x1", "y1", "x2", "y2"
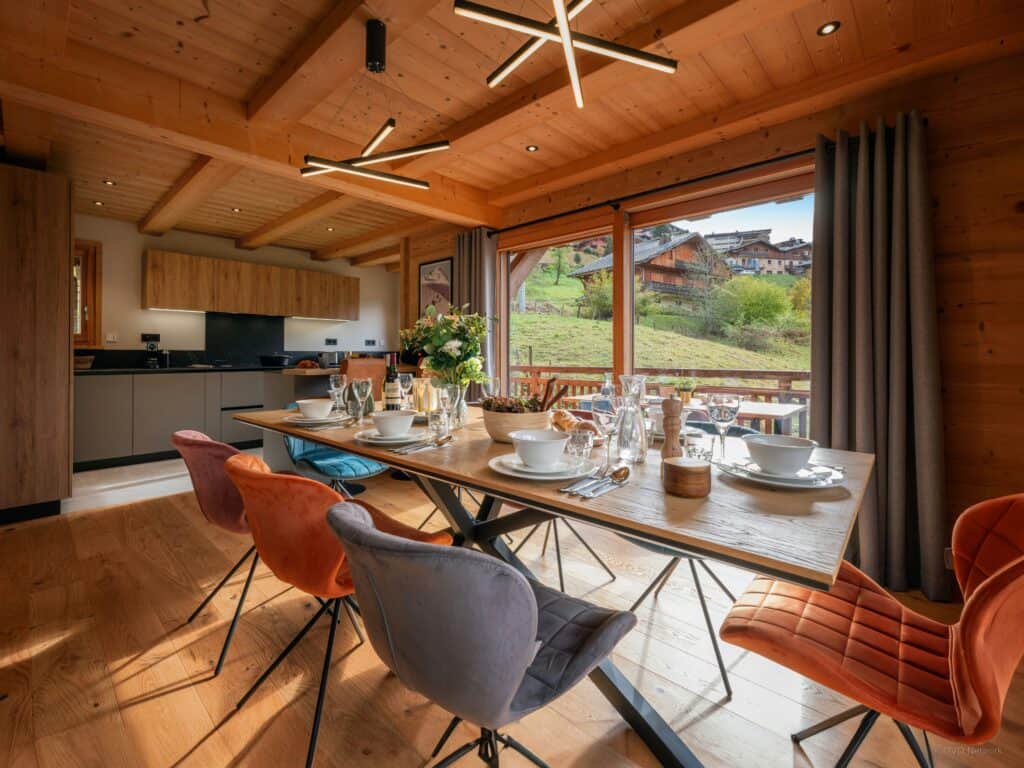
[
  {"x1": 1, "y1": 101, "x2": 52, "y2": 167},
  {"x1": 138, "y1": 156, "x2": 241, "y2": 235},
  {"x1": 314, "y1": 217, "x2": 443, "y2": 261},
  {"x1": 395, "y1": 0, "x2": 810, "y2": 177},
  {"x1": 384, "y1": 261, "x2": 401, "y2": 273},
  {"x1": 0, "y1": 40, "x2": 500, "y2": 227},
  {"x1": 236, "y1": 192, "x2": 361, "y2": 249},
  {"x1": 489, "y1": 6, "x2": 1024, "y2": 207},
  {"x1": 348, "y1": 246, "x2": 401, "y2": 267},
  {"x1": 247, "y1": 0, "x2": 437, "y2": 127}
]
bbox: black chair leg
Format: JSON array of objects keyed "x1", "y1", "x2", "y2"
[
  {"x1": 562, "y1": 520, "x2": 616, "y2": 581},
  {"x1": 433, "y1": 739, "x2": 479, "y2": 768},
  {"x1": 417, "y1": 507, "x2": 439, "y2": 530},
  {"x1": 553, "y1": 520, "x2": 565, "y2": 593},
  {"x1": 689, "y1": 559, "x2": 732, "y2": 698},
  {"x1": 431, "y1": 716, "x2": 462, "y2": 758},
  {"x1": 511, "y1": 524, "x2": 541, "y2": 554},
  {"x1": 895, "y1": 721, "x2": 934, "y2": 768},
  {"x1": 497, "y1": 733, "x2": 550, "y2": 768},
  {"x1": 237, "y1": 599, "x2": 332, "y2": 708},
  {"x1": 305, "y1": 599, "x2": 340, "y2": 768},
  {"x1": 791, "y1": 705, "x2": 868, "y2": 743},
  {"x1": 478, "y1": 729, "x2": 500, "y2": 767},
  {"x1": 341, "y1": 596, "x2": 365, "y2": 644},
  {"x1": 213, "y1": 551, "x2": 260, "y2": 676},
  {"x1": 836, "y1": 711, "x2": 880, "y2": 768},
  {"x1": 187, "y1": 545, "x2": 255, "y2": 623}
]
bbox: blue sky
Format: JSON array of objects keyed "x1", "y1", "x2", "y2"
[{"x1": 671, "y1": 194, "x2": 815, "y2": 242}]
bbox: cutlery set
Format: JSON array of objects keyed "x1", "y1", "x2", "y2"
[
  {"x1": 560, "y1": 464, "x2": 631, "y2": 498},
  {"x1": 388, "y1": 435, "x2": 453, "y2": 455}
]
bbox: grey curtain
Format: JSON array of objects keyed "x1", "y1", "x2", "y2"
[
  {"x1": 811, "y1": 111, "x2": 952, "y2": 600},
  {"x1": 454, "y1": 228, "x2": 497, "y2": 396}
]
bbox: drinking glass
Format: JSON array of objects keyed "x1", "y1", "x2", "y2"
[
  {"x1": 591, "y1": 398, "x2": 622, "y2": 469},
  {"x1": 707, "y1": 393, "x2": 742, "y2": 460},
  {"x1": 398, "y1": 372, "x2": 414, "y2": 408},
  {"x1": 329, "y1": 374, "x2": 348, "y2": 414},
  {"x1": 481, "y1": 376, "x2": 501, "y2": 399},
  {"x1": 351, "y1": 378, "x2": 372, "y2": 424},
  {"x1": 565, "y1": 427, "x2": 595, "y2": 468},
  {"x1": 428, "y1": 409, "x2": 449, "y2": 439}
]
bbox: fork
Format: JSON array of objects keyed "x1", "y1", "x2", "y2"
[{"x1": 560, "y1": 464, "x2": 610, "y2": 494}]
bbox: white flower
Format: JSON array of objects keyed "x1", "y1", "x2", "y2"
[{"x1": 441, "y1": 339, "x2": 463, "y2": 356}]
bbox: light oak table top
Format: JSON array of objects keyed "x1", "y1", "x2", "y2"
[{"x1": 235, "y1": 408, "x2": 873, "y2": 589}]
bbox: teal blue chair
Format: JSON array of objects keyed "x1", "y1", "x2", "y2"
[{"x1": 283, "y1": 404, "x2": 387, "y2": 496}]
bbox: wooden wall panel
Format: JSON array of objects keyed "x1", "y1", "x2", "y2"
[
  {"x1": 401, "y1": 224, "x2": 462, "y2": 329},
  {"x1": 0, "y1": 165, "x2": 71, "y2": 509},
  {"x1": 505, "y1": 52, "x2": 1024, "y2": 532}
]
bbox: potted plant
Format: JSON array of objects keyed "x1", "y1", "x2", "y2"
[
  {"x1": 406, "y1": 305, "x2": 489, "y2": 427},
  {"x1": 676, "y1": 377, "x2": 697, "y2": 405},
  {"x1": 479, "y1": 395, "x2": 552, "y2": 443}
]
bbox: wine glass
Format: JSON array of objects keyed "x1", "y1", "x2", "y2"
[
  {"x1": 707, "y1": 393, "x2": 742, "y2": 461},
  {"x1": 398, "y1": 372, "x2": 414, "y2": 409},
  {"x1": 329, "y1": 374, "x2": 348, "y2": 414},
  {"x1": 481, "y1": 376, "x2": 501, "y2": 399},
  {"x1": 591, "y1": 397, "x2": 622, "y2": 469},
  {"x1": 351, "y1": 378, "x2": 372, "y2": 424}
]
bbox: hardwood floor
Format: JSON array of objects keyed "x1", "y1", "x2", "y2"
[{"x1": 1, "y1": 473, "x2": 1021, "y2": 768}]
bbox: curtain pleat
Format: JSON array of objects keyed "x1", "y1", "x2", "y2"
[
  {"x1": 811, "y1": 112, "x2": 952, "y2": 600},
  {"x1": 454, "y1": 228, "x2": 498, "y2": 397}
]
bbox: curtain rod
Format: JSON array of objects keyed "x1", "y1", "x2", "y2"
[{"x1": 488, "y1": 147, "x2": 816, "y2": 238}]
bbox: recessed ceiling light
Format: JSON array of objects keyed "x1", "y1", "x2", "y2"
[
  {"x1": 93, "y1": 200, "x2": 104, "y2": 206},
  {"x1": 525, "y1": 144, "x2": 539, "y2": 152},
  {"x1": 326, "y1": 226, "x2": 334, "y2": 232},
  {"x1": 231, "y1": 207, "x2": 242, "y2": 213},
  {"x1": 816, "y1": 20, "x2": 841, "y2": 36},
  {"x1": 102, "y1": 179, "x2": 116, "y2": 186}
]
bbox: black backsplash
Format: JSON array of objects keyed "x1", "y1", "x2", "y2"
[{"x1": 205, "y1": 312, "x2": 285, "y2": 367}]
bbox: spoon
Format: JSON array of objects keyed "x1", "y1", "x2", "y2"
[
  {"x1": 404, "y1": 434, "x2": 452, "y2": 454},
  {"x1": 577, "y1": 465, "x2": 630, "y2": 497}
]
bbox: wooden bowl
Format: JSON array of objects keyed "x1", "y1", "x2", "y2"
[{"x1": 481, "y1": 409, "x2": 551, "y2": 443}]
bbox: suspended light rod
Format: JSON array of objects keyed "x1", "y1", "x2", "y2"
[
  {"x1": 487, "y1": 0, "x2": 593, "y2": 87},
  {"x1": 361, "y1": 117, "x2": 396, "y2": 156},
  {"x1": 552, "y1": 0, "x2": 584, "y2": 108},
  {"x1": 302, "y1": 155, "x2": 431, "y2": 190}
]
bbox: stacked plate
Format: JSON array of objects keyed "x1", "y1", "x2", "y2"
[
  {"x1": 488, "y1": 454, "x2": 595, "y2": 481},
  {"x1": 354, "y1": 428, "x2": 427, "y2": 447},
  {"x1": 714, "y1": 458, "x2": 846, "y2": 489},
  {"x1": 283, "y1": 413, "x2": 351, "y2": 428}
]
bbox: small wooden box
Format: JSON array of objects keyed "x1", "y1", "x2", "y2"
[{"x1": 662, "y1": 457, "x2": 711, "y2": 498}]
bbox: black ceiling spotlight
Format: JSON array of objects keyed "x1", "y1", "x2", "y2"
[{"x1": 366, "y1": 19, "x2": 387, "y2": 73}]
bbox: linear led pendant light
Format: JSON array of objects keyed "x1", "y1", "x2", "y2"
[
  {"x1": 298, "y1": 20, "x2": 449, "y2": 189},
  {"x1": 454, "y1": 0, "x2": 677, "y2": 103}
]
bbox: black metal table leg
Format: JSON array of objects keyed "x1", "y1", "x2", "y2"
[{"x1": 412, "y1": 476, "x2": 705, "y2": 768}]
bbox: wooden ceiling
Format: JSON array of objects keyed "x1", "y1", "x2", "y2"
[{"x1": 1, "y1": 0, "x2": 1022, "y2": 268}]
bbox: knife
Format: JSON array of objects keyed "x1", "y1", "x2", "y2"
[{"x1": 582, "y1": 479, "x2": 628, "y2": 498}]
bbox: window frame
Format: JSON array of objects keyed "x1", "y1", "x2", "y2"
[{"x1": 73, "y1": 239, "x2": 102, "y2": 348}]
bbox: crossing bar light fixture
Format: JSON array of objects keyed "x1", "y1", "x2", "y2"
[
  {"x1": 361, "y1": 117, "x2": 396, "y2": 156},
  {"x1": 552, "y1": 0, "x2": 584, "y2": 108},
  {"x1": 349, "y1": 140, "x2": 452, "y2": 167},
  {"x1": 302, "y1": 155, "x2": 431, "y2": 190},
  {"x1": 486, "y1": 0, "x2": 593, "y2": 87}
]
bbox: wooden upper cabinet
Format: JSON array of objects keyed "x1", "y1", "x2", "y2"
[
  {"x1": 142, "y1": 250, "x2": 215, "y2": 310},
  {"x1": 141, "y1": 250, "x2": 358, "y2": 320}
]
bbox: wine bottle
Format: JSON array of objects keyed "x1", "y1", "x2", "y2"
[{"x1": 384, "y1": 352, "x2": 402, "y2": 411}]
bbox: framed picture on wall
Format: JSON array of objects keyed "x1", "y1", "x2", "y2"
[{"x1": 419, "y1": 258, "x2": 452, "y2": 316}]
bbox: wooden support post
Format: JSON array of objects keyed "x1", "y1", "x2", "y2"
[{"x1": 612, "y1": 209, "x2": 634, "y2": 381}]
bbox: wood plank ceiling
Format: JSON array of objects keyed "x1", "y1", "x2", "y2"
[{"x1": 1, "y1": 0, "x2": 1021, "y2": 267}]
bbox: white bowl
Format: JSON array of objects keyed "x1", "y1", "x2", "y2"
[
  {"x1": 371, "y1": 409, "x2": 417, "y2": 437},
  {"x1": 508, "y1": 429, "x2": 570, "y2": 469},
  {"x1": 743, "y1": 434, "x2": 817, "y2": 476},
  {"x1": 296, "y1": 398, "x2": 334, "y2": 419}
]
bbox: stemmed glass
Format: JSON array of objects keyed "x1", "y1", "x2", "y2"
[
  {"x1": 328, "y1": 373, "x2": 348, "y2": 415},
  {"x1": 351, "y1": 378, "x2": 372, "y2": 424},
  {"x1": 398, "y1": 372, "x2": 414, "y2": 409},
  {"x1": 707, "y1": 393, "x2": 742, "y2": 461},
  {"x1": 481, "y1": 376, "x2": 501, "y2": 399},
  {"x1": 591, "y1": 397, "x2": 622, "y2": 470}
]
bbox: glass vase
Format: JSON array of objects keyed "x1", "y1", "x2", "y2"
[
  {"x1": 450, "y1": 382, "x2": 469, "y2": 429},
  {"x1": 617, "y1": 374, "x2": 648, "y2": 464}
]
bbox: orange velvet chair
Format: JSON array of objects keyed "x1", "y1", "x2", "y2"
[
  {"x1": 719, "y1": 494, "x2": 1024, "y2": 767},
  {"x1": 224, "y1": 453, "x2": 452, "y2": 768}
]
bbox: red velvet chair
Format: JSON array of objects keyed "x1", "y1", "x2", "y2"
[
  {"x1": 720, "y1": 494, "x2": 1024, "y2": 766},
  {"x1": 224, "y1": 453, "x2": 452, "y2": 768},
  {"x1": 171, "y1": 430, "x2": 254, "y2": 676}
]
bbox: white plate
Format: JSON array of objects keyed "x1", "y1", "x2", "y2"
[
  {"x1": 496, "y1": 454, "x2": 579, "y2": 475},
  {"x1": 284, "y1": 413, "x2": 348, "y2": 426},
  {"x1": 354, "y1": 428, "x2": 426, "y2": 445},
  {"x1": 715, "y1": 459, "x2": 845, "y2": 489},
  {"x1": 488, "y1": 455, "x2": 595, "y2": 481}
]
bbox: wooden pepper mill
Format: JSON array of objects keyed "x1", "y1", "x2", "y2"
[{"x1": 660, "y1": 395, "x2": 683, "y2": 460}]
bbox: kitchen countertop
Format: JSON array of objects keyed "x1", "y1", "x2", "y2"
[{"x1": 74, "y1": 366, "x2": 292, "y2": 376}]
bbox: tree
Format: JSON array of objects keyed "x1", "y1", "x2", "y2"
[
  {"x1": 634, "y1": 276, "x2": 660, "y2": 318},
  {"x1": 709, "y1": 276, "x2": 789, "y2": 331},
  {"x1": 789, "y1": 277, "x2": 811, "y2": 313},
  {"x1": 550, "y1": 245, "x2": 571, "y2": 285},
  {"x1": 579, "y1": 271, "x2": 613, "y2": 319}
]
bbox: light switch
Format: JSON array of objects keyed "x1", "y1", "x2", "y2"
[{"x1": 105, "y1": 332, "x2": 119, "y2": 343}]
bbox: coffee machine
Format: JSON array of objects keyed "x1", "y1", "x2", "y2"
[{"x1": 142, "y1": 333, "x2": 170, "y2": 369}]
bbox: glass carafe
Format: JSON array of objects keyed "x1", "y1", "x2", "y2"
[{"x1": 616, "y1": 374, "x2": 648, "y2": 464}]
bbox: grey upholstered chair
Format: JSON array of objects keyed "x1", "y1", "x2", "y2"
[{"x1": 326, "y1": 502, "x2": 637, "y2": 767}]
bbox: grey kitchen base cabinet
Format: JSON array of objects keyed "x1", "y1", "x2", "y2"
[
  {"x1": 132, "y1": 374, "x2": 209, "y2": 455},
  {"x1": 74, "y1": 375, "x2": 134, "y2": 462}
]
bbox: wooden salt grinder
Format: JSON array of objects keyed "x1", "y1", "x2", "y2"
[{"x1": 661, "y1": 396, "x2": 683, "y2": 460}]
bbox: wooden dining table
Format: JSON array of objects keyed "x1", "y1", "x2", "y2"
[{"x1": 235, "y1": 407, "x2": 873, "y2": 768}]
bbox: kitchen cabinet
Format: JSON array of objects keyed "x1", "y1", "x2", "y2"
[
  {"x1": 142, "y1": 250, "x2": 215, "y2": 311},
  {"x1": 142, "y1": 250, "x2": 358, "y2": 319},
  {"x1": 221, "y1": 371, "x2": 264, "y2": 408},
  {"x1": 75, "y1": 375, "x2": 133, "y2": 462},
  {"x1": 131, "y1": 373, "x2": 208, "y2": 455}
]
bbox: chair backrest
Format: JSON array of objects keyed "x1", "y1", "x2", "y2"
[
  {"x1": 326, "y1": 502, "x2": 539, "y2": 728},
  {"x1": 224, "y1": 453, "x2": 348, "y2": 597},
  {"x1": 171, "y1": 430, "x2": 247, "y2": 534},
  {"x1": 280, "y1": 403, "x2": 319, "y2": 462},
  {"x1": 950, "y1": 494, "x2": 1024, "y2": 741},
  {"x1": 340, "y1": 357, "x2": 386, "y2": 400}
]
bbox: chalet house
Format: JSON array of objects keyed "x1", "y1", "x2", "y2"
[
  {"x1": 569, "y1": 232, "x2": 729, "y2": 297},
  {"x1": 706, "y1": 230, "x2": 812, "y2": 275}
]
